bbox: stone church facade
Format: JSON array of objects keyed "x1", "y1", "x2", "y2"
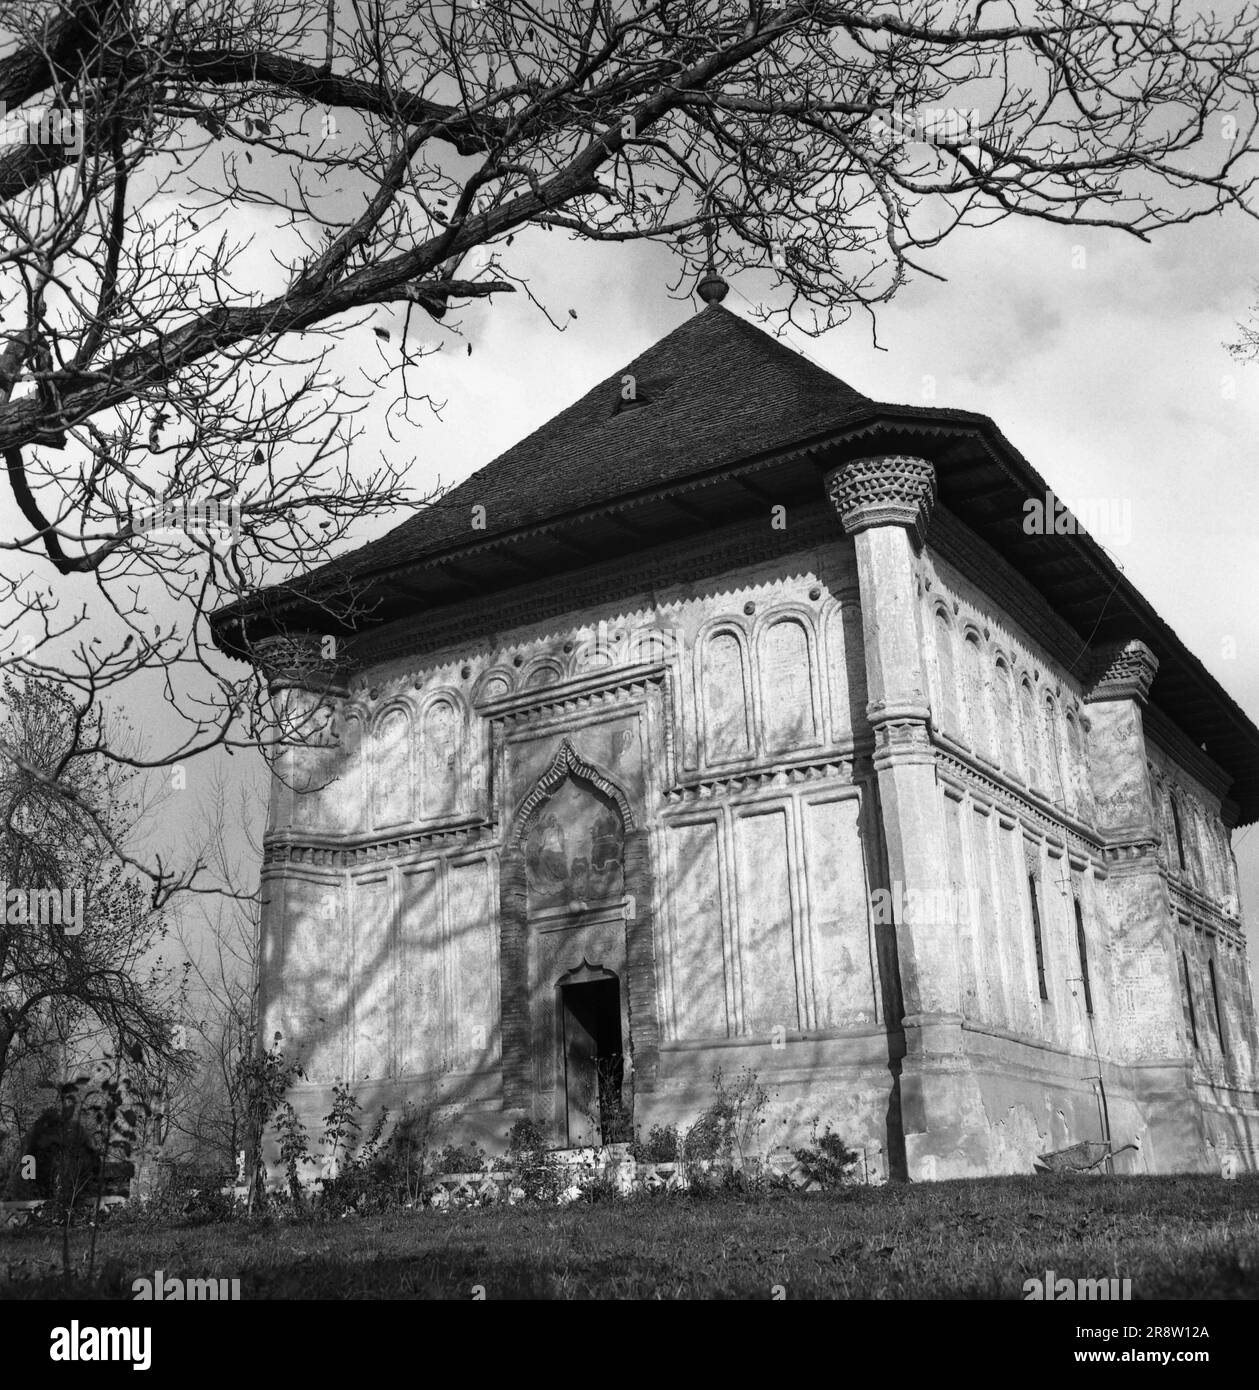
[{"x1": 214, "y1": 297, "x2": 1259, "y2": 1180}]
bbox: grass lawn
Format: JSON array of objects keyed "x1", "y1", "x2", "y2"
[{"x1": 2, "y1": 1174, "x2": 1257, "y2": 1299}]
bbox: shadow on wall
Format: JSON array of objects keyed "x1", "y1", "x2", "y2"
[{"x1": 261, "y1": 579, "x2": 913, "y2": 1172}]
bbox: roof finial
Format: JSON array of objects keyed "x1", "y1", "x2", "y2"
[{"x1": 697, "y1": 216, "x2": 728, "y2": 305}]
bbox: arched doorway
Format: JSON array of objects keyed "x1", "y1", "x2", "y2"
[
  {"x1": 498, "y1": 737, "x2": 661, "y2": 1139},
  {"x1": 557, "y1": 964, "x2": 626, "y2": 1146}
]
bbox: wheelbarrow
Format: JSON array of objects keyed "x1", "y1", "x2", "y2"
[{"x1": 1033, "y1": 1140, "x2": 1139, "y2": 1174}]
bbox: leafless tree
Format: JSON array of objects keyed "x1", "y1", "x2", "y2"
[
  {"x1": 1228, "y1": 283, "x2": 1259, "y2": 364},
  {"x1": 0, "y1": 674, "x2": 184, "y2": 1105},
  {"x1": 2, "y1": 0, "x2": 1258, "y2": 892},
  {"x1": 162, "y1": 771, "x2": 262, "y2": 1177}
]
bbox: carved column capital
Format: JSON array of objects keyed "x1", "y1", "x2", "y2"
[
  {"x1": 253, "y1": 631, "x2": 349, "y2": 699},
  {"x1": 254, "y1": 631, "x2": 349, "y2": 750},
  {"x1": 824, "y1": 455, "x2": 937, "y2": 546},
  {"x1": 1085, "y1": 639, "x2": 1159, "y2": 706}
]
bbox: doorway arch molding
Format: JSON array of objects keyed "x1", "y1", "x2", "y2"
[
  {"x1": 508, "y1": 738, "x2": 636, "y2": 849},
  {"x1": 498, "y1": 735, "x2": 660, "y2": 1119},
  {"x1": 557, "y1": 958, "x2": 618, "y2": 987}
]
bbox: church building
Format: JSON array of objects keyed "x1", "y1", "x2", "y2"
[{"x1": 212, "y1": 286, "x2": 1259, "y2": 1180}]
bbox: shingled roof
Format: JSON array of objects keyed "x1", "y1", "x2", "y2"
[
  {"x1": 302, "y1": 302, "x2": 873, "y2": 585},
  {"x1": 211, "y1": 299, "x2": 1259, "y2": 823}
]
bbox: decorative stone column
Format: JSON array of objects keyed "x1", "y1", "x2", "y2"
[
  {"x1": 826, "y1": 455, "x2": 987, "y2": 1178},
  {"x1": 1084, "y1": 639, "x2": 1209, "y2": 1169},
  {"x1": 254, "y1": 631, "x2": 350, "y2": 826},
  {"x1": 253, "y1": 631, "x2": 351, "y2": 1101},
  {"x1": 1084, "y1": 640, "x2": 1161, "y2": 843},
  {"x1": 255, "y1": 630, "x2": 349, "y2": 721}
]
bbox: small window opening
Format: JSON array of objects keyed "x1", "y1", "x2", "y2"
[
  {"x1": 1209, "y1": 957, "x2": 1227, "y2": 1056},
  {"x1": 1028, "y1": 874, "x2": 1048, "y2": 1001},
  {"x1": 1171, "y1": 797, "x2": 1187, "y2": 872},
  {"x1": 1073, "y1": 897, "x2": 1093, "y2": 1016},
  {"x1": 1182, "y1": 951, "x2": 1199, "y2": 1050}
]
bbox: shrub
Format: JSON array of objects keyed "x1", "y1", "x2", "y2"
[
  {"x1": 433, "y1": 1141, "x2": 487, "y2": 1176},
  {"x1": 123, "y1": 1164, "x2": 238, "y2": 1226},
  {"x1": 579, "y1": 1164, "x2": 623, "y2": 1204},
  {"x1": 792, "y1": 1122, "x2": 859, "y2": 1190},
  {"x1": 316, "y1": 1092, "x2": 398, "y2": 1217},
  {"x1": 682, "y1": 1067, "x2": 770, "y2": 1189},
  {"x1": 15, "y1": 1106, "x2": 100, "y2": 1203},
  {"x1": 502, "y1": 1118, "x2": 564, "y2": 1203},
  {"x1": 381, "y1": 1100, "x2": 436, "y2": 1205},
  {"x1": 237, "y1": 1044, "x2": 307, "y2": 1216},
  {"x1": 630, "y1": 1124, "x2": 680, "y2": 1164},
  {"x1": 320, "y1": 1082, "x2": 363, "y2": 1176},
  {"x1": 504, "y1": 1117, "x2": 548, "y2": 1157},
  {"x1": 275, "y1": 1101, "x2": 312, "y2": 1209},
  {"x1": 180, "y1": 1184, "x2": 241, "y2": 1226},
  {"x1": 682, "y1": 1108, "x2": 722, "y2": 1162}
]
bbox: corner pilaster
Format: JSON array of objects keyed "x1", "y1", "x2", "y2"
[
  {"x1": 1084, "y1": 637, "x2": 1209, "y2": 1168},
  {"x1": 254, "y1": 631, "x2": 350, "y2": 830},
  {"x1": 826, "y1": 455, "x2": 985, "y2": 1178},
  {"x1": 1084, "y1": 639, "x2": 1161, "y2": 843},
  {"x1": 255, "y1": 630, "x2": 350, "y2": 713}
]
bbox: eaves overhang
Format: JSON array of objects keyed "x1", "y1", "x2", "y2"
[{"x1": 210, "y1": 400, "x2": 1259, "y2": 823}]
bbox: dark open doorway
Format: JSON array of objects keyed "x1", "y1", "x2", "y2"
[{"x1": 559, "y1": 975, "x2": 625, "y2": 1147}]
